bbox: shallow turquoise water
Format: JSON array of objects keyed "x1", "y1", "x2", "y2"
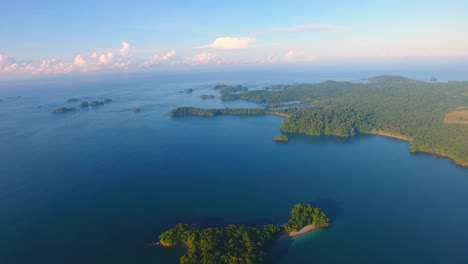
[{"x1": 0, "y1": 71, "x2": 467, "y2": 264}]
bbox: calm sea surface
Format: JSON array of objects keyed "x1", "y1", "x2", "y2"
[{"x1": 1, "y1": 69, "x2": 467, "y2": 264}]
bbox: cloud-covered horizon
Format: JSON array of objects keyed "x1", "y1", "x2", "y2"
[
  {"x1": 196, "y1": 37, "x2": 256, "y2": 49},
  {"x1": 1, "y1": 37, "x2": 466, "y2": 79},
  {"x1": 0, "y1": 39, "x2": 320, "y2": 77}
]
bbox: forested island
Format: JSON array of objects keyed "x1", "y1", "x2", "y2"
[
  {"x1": 200, "y1": 94, "x2": 215, "y2": 99},
  {"x1": 170, "y1": 107, "x2": 265, "y2": 117},
  {"x1": 215, "y1": 84, "x2": 248, "y2": 95},
  {"x1": 158, "y1": 204, "x2": 329, "y2": 264},
  {"x1": 172, "y1": 76, "x2": 468, "y2": 166},
  {"x1": 52, "y1": 98, "x2": 112, "y2": 113}
]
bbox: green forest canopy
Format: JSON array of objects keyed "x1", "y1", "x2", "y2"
[{"x1": 200, "y1": 76, "x2": 468, "y2": 166}]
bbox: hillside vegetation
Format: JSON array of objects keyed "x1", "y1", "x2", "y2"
[{"x1": 222, "y1": 76, "x2": 468, "y2": 166}]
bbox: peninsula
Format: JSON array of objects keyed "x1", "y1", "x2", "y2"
[
  {"x1": 170, "y1": 77, "x2": 468, "y2": 167},
  {"x1": 158, "y1": 204, "x2": 329, "y2": 264}
]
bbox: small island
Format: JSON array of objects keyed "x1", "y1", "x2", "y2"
[
  {"x1": 274, "y1": 135, "x2": 289, "y2": 142},
  {"x1": 67, "y1": 98, "x2": 79, "y2": 102},
  {"x1": 214, "y1": 84, "x2": 248, "y2": 94},
  {"x1": 52, "y1": 107, "x2": 78, "y2": 113},
  {"x1": 180, "y1": 89, "x2": 193, "y2": 94},
  {"x1": 104, "y1": 98, "x2": 112, "y2": 103},
  {"x1": 158, "y1": 203, "x2": 329, "y2": 264},
  {"x1": 80, "y1": 102, "x2": 89, "y2": 108},
  {"x1": 90, "y1": 101, "x2": 104, "y2": 107},
  {"x1": 200, "y1": 94, "x2": 215, "y2": 99}
]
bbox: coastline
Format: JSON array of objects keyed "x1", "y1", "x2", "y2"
[
  {"x1": 364, "y1": 130, "x2": 467, "y2": 167},
  {"x1": 365, "y1": 130, "x2": 411, "y2": 141},
  {"x1": 288, "y1": 224, "x2": 317, "y2": 237},
  {"x1": 277, "y1": 224, "x2": 318, "y2": 241},
  {"x1": 265, "y1": 111, "x2": 291, "y2": 118}
]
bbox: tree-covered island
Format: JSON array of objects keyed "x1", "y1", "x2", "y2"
[
  {"x1": 171, "y1": 76, "x2": 468, "y2": 166},
  {"x1": 158, "y1": 203, "x2": 329, "y2": 264},
  {"x1": 170, "y1": 107, "x2": 265, "y2": 117},
  {"x1": 214, "y1": 84, "x2": 248, "y2": 95}
]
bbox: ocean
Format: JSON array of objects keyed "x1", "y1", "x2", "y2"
[{"x1": 1, "y1": 67, "x2": 468, "y2": 263}]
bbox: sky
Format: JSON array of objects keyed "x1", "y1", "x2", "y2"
[{"x1": 1, "y1": 0, "x2": 467, "y2": 78}]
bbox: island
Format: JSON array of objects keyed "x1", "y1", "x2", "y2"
[
  {"x1": 90, "y1": 101, "x2": 104, "y2": 107},
  {"x1": 170, "y1": 107, "x2": 265, "y2": 117},
  {"x1": 133, "y1": 108, "x2": 141, "y2": 112},
  {"x1": 157, "y1": 203, "x2": 329, "y2": 264},
  {"x1": 80, "y1": 102, "x2": 89, "y2": 108},
  {"x1": 52, "y1": 107, "x2": 78, "y2": 113},
  {"x1": 67, "y1": 98, "x2": 79, "y2": 102},
  {"x1": 104, "y1": 98, "x2": 112, "y2": 103},
  {"x1": 200, "y1": 94, "x2": 215, "y2": 99},
  {"x1": 214, "y1": 84, "x2": 249, "y2": 100},
  {"x1": 171, "y1": 76, "x2": 468, "y2": 167},
  {"x1": 274, "y1": 135, "x2": 289, "y2": 142},
  {"x1": 180, "y1": 89, "x2": 193, "y2": 94}
]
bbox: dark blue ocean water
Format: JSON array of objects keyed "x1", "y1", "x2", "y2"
[{"x1": 1, "y1": 69, "x2": 467, "y2": 264}]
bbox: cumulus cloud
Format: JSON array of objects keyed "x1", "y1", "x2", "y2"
[
  {"x1": 140, "y1": 49, "x2": 177, "y2": 68},
  {"x1": 119, "y1": 41, "x2": 131, "y2": 56},
  {"x1": 266, "y1": 55, "x2": 279, "y2": 63},
  {"x1": 179, "y1": 52, "x2": 226, "y2": 65},
  {"x1": 162, "y1": 49, "x2": 176, "y2": 60},
  {"x1": 196, "y1": 37, "x2": 255, "y2": 49},
  {"x1": 0, "y1": 41, "x2": 142, "y2": 77},
  {"x1": 283, "y1": 50, "x2": 304, "y2": 61},
  {"x1": 253, "y1": 24, "x2": 342, "y2": 35},
  {"x1": 99, "y1": 52, "x2": 113, "y2": 64},
  {"x1": 74, "y1": 55, "x2": 86, "y2": 67}
]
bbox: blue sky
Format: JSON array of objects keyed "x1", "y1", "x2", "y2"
[{"x1": 1, "y1": 0, "x2": 467, "y2": 78}]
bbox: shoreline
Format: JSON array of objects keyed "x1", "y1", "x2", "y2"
[
  {"x1": 365, "y1": 130, "x2": 411, "y2": 141},
  {"x1": 364, "y1": 130, "x2": 467, "y2": 167},
  {"x1": 277, "y1": 224, "x2": 318, "y2": 240},
  {"x1": 265, "y1": 111, "x2": 291, "y2": 118}
]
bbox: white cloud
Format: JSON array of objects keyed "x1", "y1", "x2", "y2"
[
  {"x1": 266, "y1": 55, "x2": 279, "y2": 63},
  {"x1": 162, "y1": 49, "x2": 176, "y2": 60},
  {"x1": 90, "y1": 52, "x2": 98, "y2": 59},
  {"x1": 74, "y1": 55, "x2": 86, "y2": 67},
  {"x1": 140, "y1": 49, "x2": 177, "y2": 68},
  {"x1": 180, "y1": 52, "x2": 225, "y2": 65},
  {"x1": 253, "y1": 24, "x2": 342, "y2": 35},
  {"x1": 196, "y1": 37, "x2": 255, "y2": 49},
  {"x1": 119, "y1": 41, "x2": 131, "y2": 56},
  {"x1": 99, "y1": 52, "x2": 113, "y2": 64},
  {"x1": 284, "y1": 50, "x2": 304, "y2": 61}
]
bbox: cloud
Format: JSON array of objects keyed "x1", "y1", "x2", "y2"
[
  {"x1": 266, "y1": 55, "x2": 279, "y2": 63},
  {"x1": 90, "y1": 52, "x2": 98, "y2": 59},
  {"x1": 253, "y1": 24, "x2": 342, "y2": 35},
  {"x1": 119, "y1": 41, "x2": 131, "y2": 56},
  {"x1": 180, "y1": 52, "x2": 227, "y2": 65},
  {"x1": 140, "y1": 49, "x2": 177, "y2": 68},
  {"x1": 74, "y1": 55, "x2": 86, "y2": 67},
  {"x1": 99, "y1": 52, "x2": 113, "y2": 64},
  {"x1": 283, "y1": 50, "x2": 304, "y2": 61},
  {"x1": 196, "y1": 37, "x2": 255, "y2": 49},
  {"x1": 162, "y1": 49, "x2": 176, "y2": 60}
]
